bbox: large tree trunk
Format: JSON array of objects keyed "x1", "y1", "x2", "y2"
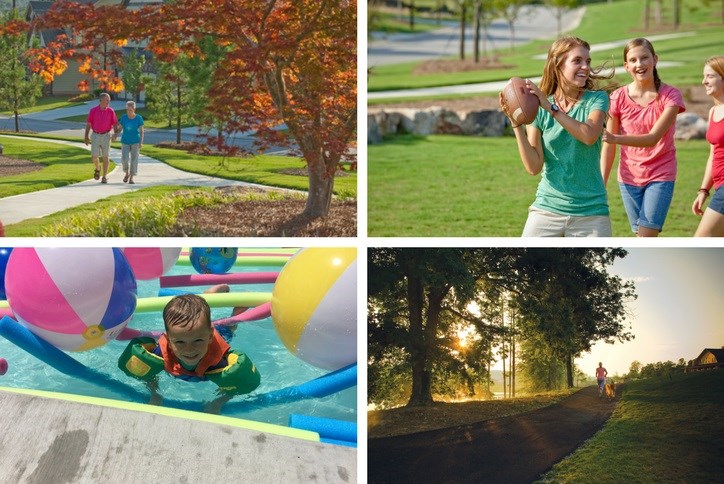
[
  {"x1": 407, "y1": 271, "x2": 433, "y2": 406},
  {"x1": 459, "y1": 2, "x2": 466, "y2": 60},
  {"x1": 304, "y1": 155, "x2": 334, "y2": 218},
  {"x1": 176, "y1": 80, "x2": 182, "y2": 144},
  {"x1": 566, "y1": 353, "x2": 574, "y2": 388},
  {"x1": 473, "y1": 1, "x2": 481, "y2": 63}
]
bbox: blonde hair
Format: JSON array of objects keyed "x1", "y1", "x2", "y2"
[
  {"x1": 705, "y1": 56, "x2": 724, "y2": 106},
  {"x1": 539, "y1": 36, "x2": 614, "y2": 97},
  {"x1": 705, "y1": 56, "x2": 724, "y2": 79}
]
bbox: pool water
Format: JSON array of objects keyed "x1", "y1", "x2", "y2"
[{"x1": 0, "y1": 262, "x2": 356, "y2": 429}]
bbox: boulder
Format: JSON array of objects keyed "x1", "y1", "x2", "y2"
[
  {"x1": 675, "y1": 113, "x2": 707, "y2": 140},
  {"x1": 367, "y1": 114, "x2": 382, "y2": 145},
  {"x1": 461, "y1": 110, "x2": 508, "y2": 136}
]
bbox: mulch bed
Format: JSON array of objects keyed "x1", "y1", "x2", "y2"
[
  {"x1": 412, "y1": 57, "x2": 513, "y2": 75},
  {"x1": 170, "y1": 196, "x2": 357, "y2": 237},
  {"x1": 0, "y1": 155, "x2": 43, "y2": 177}
]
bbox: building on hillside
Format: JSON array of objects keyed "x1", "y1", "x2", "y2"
[
  {"x1": 684, "y1": 347, "x2": 724, "y2": 372},
  {"x1": 26, "y1": 0, "x2": 161, "y2": 97}
]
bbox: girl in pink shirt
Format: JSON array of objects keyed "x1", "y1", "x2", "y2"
[
  {"x1": 601, "y1": 38, "x2": 686, "y2": 237},
  {"x1": 692, "y1": 56, "x2": 724, "y2": 236}
]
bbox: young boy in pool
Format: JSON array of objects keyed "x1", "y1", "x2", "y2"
[{"x1": 118, "y1": 292, "x2": 260, "y2": 413}]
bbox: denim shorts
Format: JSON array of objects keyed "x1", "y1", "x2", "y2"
[
  {"x1": 709, "y1": 186, "x2": 724, "y2": 215},
  {"x1": 619, "y1": 181, "x2": 675, "y2": 233}
]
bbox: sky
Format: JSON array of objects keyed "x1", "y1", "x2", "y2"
[{"x1": 575, "y1": 247, "x2": 724, "y2": 377}]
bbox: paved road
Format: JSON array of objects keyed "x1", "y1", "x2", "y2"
[
  {"x1": 0, "y1": 100, "x2": 288, "y2": 154},
  {"x1": 368, "y1": 385, "x2": 619, "y2": 484},
  {"x1": 368, "y1": 6, "x2": 586, "y2": 67}
]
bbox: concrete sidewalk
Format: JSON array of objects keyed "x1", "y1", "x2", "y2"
[
  {"x1": 0, "y1": 387, "x2": 356, "y2": 482},
  {"x1": 0, "y1": 135, "x2": 279, "y2": 226}
]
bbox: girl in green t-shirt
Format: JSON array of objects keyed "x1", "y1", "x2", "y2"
[{"x1": 500, "y1": 36, "x2": 614, "y2": 237}]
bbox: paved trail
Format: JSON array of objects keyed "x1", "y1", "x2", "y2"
[{"x1": 368, "y1": 385, "x2": 618, "y2": 483}]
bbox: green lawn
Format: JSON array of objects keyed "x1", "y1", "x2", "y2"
[
  {"x1": 368, "y1": 0, "x2": 722, "y2": 95},
  {"x1": 0, "y1": 95, "x2": 83, "y2": 115},
  {"x1": 0, "y1": 135, "x2": 355, "y2": 199},
  {"x1": 368, "y1": 135, "x2": 708, "y2": 237},
  {"x1": 539, "y1": 370, "x2": 724, "y2": 482},
  {"x1": 0, "y1": 136, "x2": 113, "y2": 197}
]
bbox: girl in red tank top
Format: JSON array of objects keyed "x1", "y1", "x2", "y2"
[{"x1": 693, "y1": 56, "x2": 724, "y2": 236}]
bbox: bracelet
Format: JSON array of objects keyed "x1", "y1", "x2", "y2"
[{"x1": 698, "y1": 188, "x2": 710, "y2": 196}]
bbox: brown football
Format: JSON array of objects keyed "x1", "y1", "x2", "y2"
[{"x1": 501, "y1": 77, "x2": 540, "y2": 126}]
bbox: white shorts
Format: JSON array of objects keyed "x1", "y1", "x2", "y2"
[
  {"x1": 91, "y1": 131, "x2": 112, "y2": 158},
  {"x1": 522, "y1": 206, "x2": 612, "y2": 237}
]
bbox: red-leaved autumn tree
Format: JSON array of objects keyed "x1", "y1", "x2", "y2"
[{"x1": 38, "y1": 0, "x2": 357, "y2": 218}]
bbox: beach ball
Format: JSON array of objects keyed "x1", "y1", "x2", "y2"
[
  {"x1": 0, "y1": 247, "x2": 12, "y2": 299},
  {"x1": 4, "y1": 248, "x2": 137, "y2": 351},
  {"x1": 271, "y1": 248, "x2": 357, "y2": 370},
  {"x1": 190, "y1": 247, "x2": 238, "y2": 274},
  {"x1": 122, "y1": 247, "x2": 181, "y2": 280}
]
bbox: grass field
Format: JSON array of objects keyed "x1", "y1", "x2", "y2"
[
  {"x1": 0, "y1": 135, "x2": 356, "y2": 200},
  {"x1": 368, "y1": 0, "x2": 722, "y2": 95},
  {"x1": 367, "y1": 135, "x2": 709, "y2": 237},
  {"x1": 539, "y1": 370, "x2": 724, "y2": 482}
]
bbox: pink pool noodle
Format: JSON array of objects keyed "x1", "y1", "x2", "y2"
[
  {"x1": 115, "y1": 302, "x2": 272, "y2": 341},
  {"x1": 159, "y1": 272, "x2": 279, "y2": 288},
  {"x1": 180, "y1": 251, "x2": 294, "y2": 257}
]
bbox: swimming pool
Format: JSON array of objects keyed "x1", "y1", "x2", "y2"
[{"x1": 0, "y1": 248, "x2": 356, "y2": 437}]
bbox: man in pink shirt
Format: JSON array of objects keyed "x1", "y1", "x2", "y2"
[{"x1": 84, "y1": 93, "x2": 118, "y2": 184}]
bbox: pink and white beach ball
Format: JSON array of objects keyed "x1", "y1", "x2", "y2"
[
  {"x1": 4, "y1": 248, "x2": 137, "y2": 351},
  {"x1": 122, "y1": 247, "x2": 181, "y2": 280}
]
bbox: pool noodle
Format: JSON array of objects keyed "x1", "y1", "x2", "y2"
[
  {"x1": 320, "y1": 438, "x2": 357, "y2": 448},
  {"x1": 0, "y1": 315, "x2": 355, "y2": 414},
  {"x1": 227, "y1": 363, "x2": 357, "y2": 411},
  {"x1": 175, "y1": 256, "x2": 291, "y2": 267},
  {"x1": 135, "y1": 292, "x2": 271, "y2": 312},
  {"x1": 159, "y1": 272, "x2": 278, "y2": 288},
  {"x1": 116, "y1": 302, "x2": 273, "y2": 341},
  {"x1": 181, "y1": 248, "x2": 299, "y2": 256},
  {"x1": 289, "y1": 414, "x2": 357, "y2": 443},
  {"x1": 0, "y1": 316, "x2": 148, "y2": 402}
]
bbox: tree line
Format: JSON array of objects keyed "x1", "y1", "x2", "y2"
[{"x1": 368, "y1": 248, "x2": 637, "y2": 408}]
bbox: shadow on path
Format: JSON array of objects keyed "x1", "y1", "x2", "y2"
[{"x1": 368, "y1": 385, "x2": 618, "y2": 484}]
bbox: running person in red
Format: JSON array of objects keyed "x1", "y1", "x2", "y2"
[{"x1": 596, "y1": 362, "x2": 608, "y2": 398}]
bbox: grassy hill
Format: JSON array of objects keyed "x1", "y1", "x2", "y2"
[{"x1": 539, "y1": 370, "x2": 724, "y2": 482}]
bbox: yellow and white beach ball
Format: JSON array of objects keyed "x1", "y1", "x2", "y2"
[{"x1": 271, "y1": 248, "x2": 356, "y2": 370}]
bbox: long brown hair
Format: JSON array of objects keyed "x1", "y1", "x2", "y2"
[
  {"x1": 539, "y1": 36, "x2": 614, "y2": 97},
  {"x1": 623, "y1": 38, "x2": 661, "y2": 91},
  {"x1": 706, "y1": 56, "x2": 724, "y2": 106}
]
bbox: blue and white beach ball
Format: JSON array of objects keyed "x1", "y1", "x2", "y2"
[{"x1": 4, "y1": 248, "x2": 137, "y2": 351}]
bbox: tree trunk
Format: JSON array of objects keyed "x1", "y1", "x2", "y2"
[
  {"x1": 409, "y1": 1, "x2": 415, "y2": 30},
  {"x1": 644, "y1": 0, "x2": 650, "y2": 29},
  {"x1": 459, "y1": 2, "x2": 466, "y2": 60},
  {"x1": 304, "y1": 155, "x2": 334, "y2": 218},
  {"x1": 176, "y1": 80, "x2": 182, "y2": 144},
  {"x1": 407, "y1": 271, "x2": 433, "y2": 406},
  {"x1": 473, "y1": 1, "x2": 481, "y2": 63},
  {"x1": 566, "y1": 353, "x2": 574, "y2": 388}
]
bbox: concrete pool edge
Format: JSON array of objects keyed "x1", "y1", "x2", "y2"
[
  {"x1": 0, "y1": 385, "x2": 318, "y2": 441},
  {"x1": 0, "y1": 386, "x2": 357, "y2": 482}
]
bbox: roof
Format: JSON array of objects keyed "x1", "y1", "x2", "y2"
[{"x1": 697, "y1": 348, "x2": 724, "y2": 362}]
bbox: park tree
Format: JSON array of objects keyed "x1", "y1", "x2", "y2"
[
  {"x1": 0, "y1": 9, "x2": 43, "y2": 132},
  {"x1": 121, "y1": 49, "x2": 145, "y2": 102},
  {"x1": 512, "y1": 249, "x2": 636, "y2": 388},
  {"x1": 36, "y1": 0, "x2": 357, "y2": 218},
  {"x1": 628, "y1": 360, "x2": 643, "y2": 378},
  {"x1": 543, "y1": 0, "x2": 578, "y2": 38},
  {"x1": 494, "y1": 0, "x2": 531, "y2": 52},
  {"x1": 368, "y1": 248, "x2": 508, "y2": 406}
]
